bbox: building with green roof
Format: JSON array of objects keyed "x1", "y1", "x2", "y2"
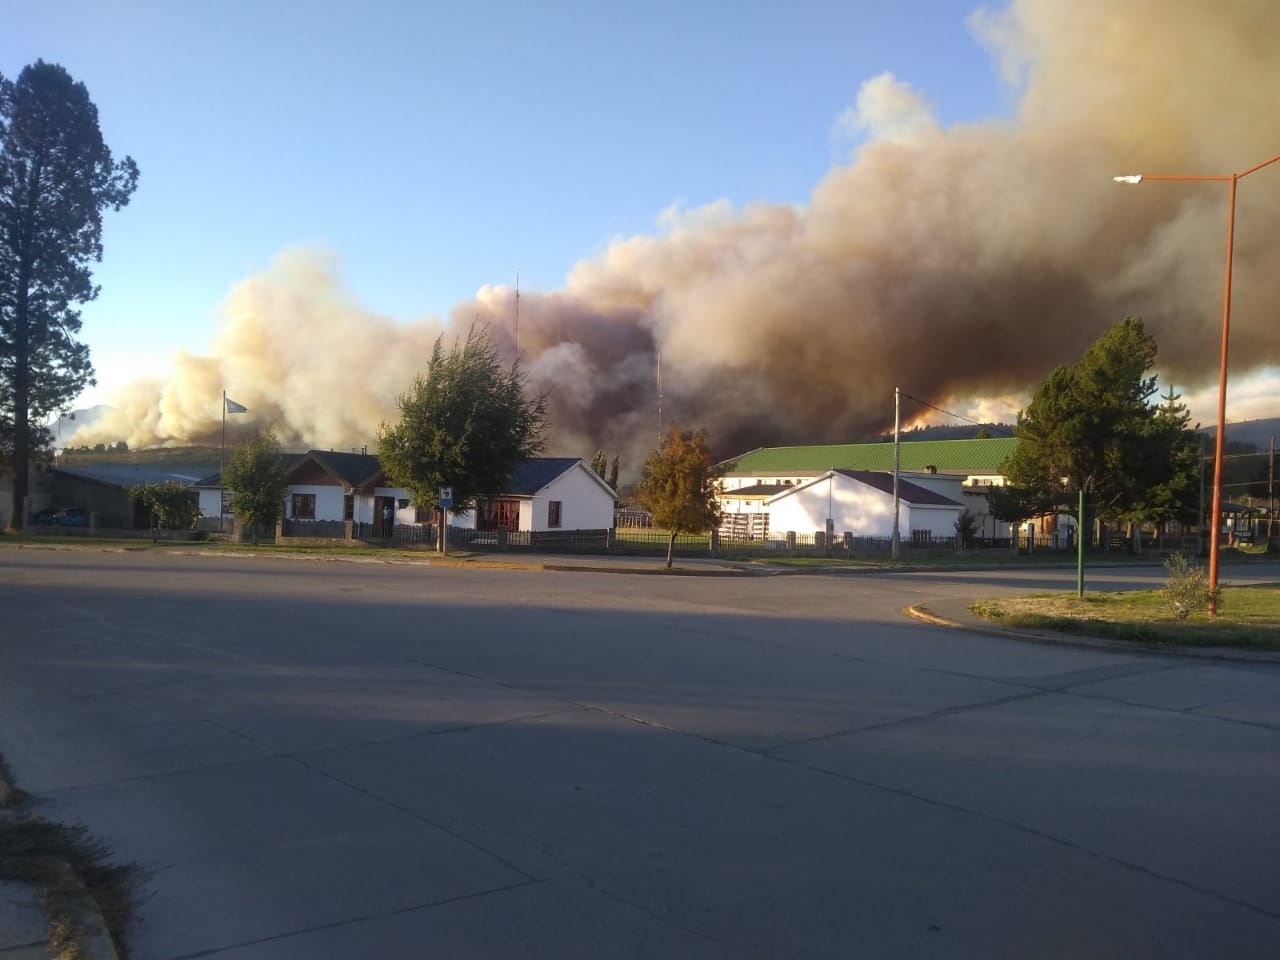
[{"x1": 722, "y1": 437, "x2": 1018, "y2": 479}]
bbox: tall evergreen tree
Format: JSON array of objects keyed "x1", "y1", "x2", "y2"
[
  {"x1": 0, "y1": 61, "x2": 138, "y2": 525},
  {"x1": 590, "y1": 450, "x2": 607, "y2": 480},
  {"x1": 1000, "y1": 317, "x2": 1161, "y2": 525}
]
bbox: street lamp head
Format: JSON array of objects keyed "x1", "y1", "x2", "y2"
[{"x1": 1113, "y1": 174, "x2": 1144, "y2": 184}]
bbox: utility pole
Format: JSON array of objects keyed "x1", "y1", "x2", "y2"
[
  {"x1": 656, "y1": 351, "x2": 663, "y2": 445},
  {"x1": 1199, "y1": 435, "x2": 1207, "y2": 557},
  {"x1": 891, "y1": 386, "x2": 901, "y2": 561},
  {"x1": 1270, "y1": 435, "x2": 1276, "y2": 545}
]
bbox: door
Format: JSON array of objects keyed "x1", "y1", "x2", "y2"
[{"x1": 374, "y1": 495, "x2": 395, "y2": 537}]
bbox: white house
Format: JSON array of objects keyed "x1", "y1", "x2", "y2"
[
  {"x1": 764, "y1": 470, "x2": 964, "y2": 540},
  {"x1": 719, "y1": 437, "x2": 1017, "y2": 537},
  {"x1": 196, "y1": 452, "x2": 616, "y2": 534},
  {"x1": 462, "y1": 458, "x2": 617, "y2": 532}
]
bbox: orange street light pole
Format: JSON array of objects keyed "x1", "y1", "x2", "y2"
[{"x1": 1114, "y1": 151, "x2": 1280, "y2": 616}]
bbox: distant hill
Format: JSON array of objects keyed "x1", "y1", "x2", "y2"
[
  {"x1": 58, "y1": 446, "x2": 223, "y2": 469},
  {"x1": 50, "y1": 404, "x2": 111, "y2": 443},
  {"x1": 1201, "y1": 418, "x2": 1280, "y2": 450},
  {"x1": 871, "y1": 423, "x2": 1015, "y2": 443}
]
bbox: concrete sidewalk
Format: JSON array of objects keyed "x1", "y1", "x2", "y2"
[{"x1": 907, "y1": 596, "x2": 1280, "y2": 664}]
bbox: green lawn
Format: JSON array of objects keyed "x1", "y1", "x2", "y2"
[{"x1": 970, "y1": 584, "x2": 1280, "y2": 649}]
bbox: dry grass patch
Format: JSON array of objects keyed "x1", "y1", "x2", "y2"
[{"x1": 970, "y1": 584, "x2": 1280, "y2": 649}]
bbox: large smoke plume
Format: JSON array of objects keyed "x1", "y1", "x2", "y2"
[{"x1": 78, "y1": 0, "x2": 1280, "y2": 461}]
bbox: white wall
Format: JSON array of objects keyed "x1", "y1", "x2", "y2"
[
  {"x1": 766, "y1": 473, "x2": 961, "y2": 539},
  {"x1": 899, "y1": 473, "x2": 964, "y2": 501},
  {"x1": 533, "y1": 464, "x2": 615, "y2": 531},
  {"x1": 907, "y1": 504, "x2": 964, "y2": 538},
  {"x1": 768, "y1": 475, "x2": 895, "y2": 537},
  {"x1": 287, "y1": 483, "x2": 345, "y2": 521},
  {"x1": 197, "y1": 488, "x2": 222, "y2": 521}
]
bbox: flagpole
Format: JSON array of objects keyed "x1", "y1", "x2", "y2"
[{"x1": 220, "y1": 390, "x2": 226, "y2": 533}]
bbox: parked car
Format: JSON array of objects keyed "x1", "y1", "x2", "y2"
[
  {"x1": 54, "y1": 508, "x2": 89, "y2": 527},
  {"x1": 30, "y1": 507, "x2": 89, "y2": 527}
]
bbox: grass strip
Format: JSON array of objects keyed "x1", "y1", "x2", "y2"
[{"x1": 970, "y1": 584, "x2": 1280, "y2": 649}]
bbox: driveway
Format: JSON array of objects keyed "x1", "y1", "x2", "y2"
[{"x1": 1, "y1": 551, "x2": 1277, "y2": 958}]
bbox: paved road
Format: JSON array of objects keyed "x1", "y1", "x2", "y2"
[{"x1": 1, "y1": 550, "x2": 1278, "y2": 959}]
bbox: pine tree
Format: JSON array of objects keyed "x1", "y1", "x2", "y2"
[{"x1": 0, "y1": 61, "x2": 138, "y2": 525}]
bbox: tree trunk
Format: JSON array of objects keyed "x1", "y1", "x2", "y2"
[
  {"x1": 666, "y1": 531, "x2": 676, "y2": 570},
  {"x1": 11, "y1": 264, "x2": 31, "y2": 531}
]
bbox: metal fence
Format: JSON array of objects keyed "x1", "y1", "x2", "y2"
[{"x1": 283, "y1": 519, "x2": 347, "y2": 539}]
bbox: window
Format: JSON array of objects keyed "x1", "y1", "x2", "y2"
[
  {"x1": 291, "y1": 493, "x2": 316, "y2": 519},
  {"x1": 548, "y1": 500, "x2": 562, "y2": 528},
  {"x1": 478, "y1": 498, "x2": 520, "y2": 532},
  {"x1": 343, "y1": 494, "x2": 354, "y2": 521}
]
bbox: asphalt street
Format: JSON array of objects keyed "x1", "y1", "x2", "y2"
[{"x1": 1, "y1": 550, "x2": 1278, "y2": 958}]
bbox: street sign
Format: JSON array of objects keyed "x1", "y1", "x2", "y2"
[{"x1": 438, "y1": 487, "x2": 454, "y2": 509}]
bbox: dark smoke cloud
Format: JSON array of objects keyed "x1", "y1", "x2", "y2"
[{"x1": 79, "y1": 0, "x2": 1280, "y2": 464}]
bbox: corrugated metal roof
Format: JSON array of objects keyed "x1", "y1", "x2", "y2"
[
  {"x1": 726, "y1": 437, "x2": 1018, "y2": 474},
  {"x1": 53, "y1": 464, "x2": 213, "y2": 488}
]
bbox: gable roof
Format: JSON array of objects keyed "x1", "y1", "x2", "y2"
[
  {"x1": 726, "y1": 437, "x2": 1018, "y2": 475},
  {"x1": 766, "y1": 470, "x2": 962, "y2": 507},
  {"x1": 193, "y1": 453, "x2": 307, "y2": 488},
  {"x1": 723, "y1": 483, "x2": 790, "y2": 499},
  {"x1": 506, "y1": 458, "x2": 590, "y2": 496},
  {"x1": 304, "y1": 451, "x2": 383, "y2": 488},
  {"x1": 834, "y1": 470, "x2": 962, "y2": 506}
]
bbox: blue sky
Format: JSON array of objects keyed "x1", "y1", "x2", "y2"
[{"x1": 5, "y1": 0, "x2": 1008, "y2": 406}]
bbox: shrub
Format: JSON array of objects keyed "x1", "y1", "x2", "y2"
[
  {"x1": 1162, "y1": 553, "x2": 1213, "y2": 620},
  {"x1": 954, "y1": 508, "x2": 979, "y2": 549}
]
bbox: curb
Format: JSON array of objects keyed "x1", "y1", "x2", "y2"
[
  {"x1": 0, "y1": 760, "x2": 124, "y2": 960},
  {"x1": 904, "y1": 604, "x2": 1280, "y2": 663}
]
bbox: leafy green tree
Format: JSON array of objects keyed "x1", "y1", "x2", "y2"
[
  {"x1": 590, "y1": 450, "x2": 607, "y2": 480},
  {"x1": 130, "y1": 480, "x2": 199, "y2": 530},
  {"x1": 378, "y1": 325, "x2": 547, "y2": 543},
  {"x1": 607, "y1": 455, "x2": 620, "y2": 492},
  {"x1": 224, "y1": 429, "x2": 288, "y2": 544},
  {"x1": 0, "y1": 61, "x2": 138, "y2": 525},
  {"x1": 636, "y1": 425, "x2": 722, "y2": 569},
  {"x1": 1000, "y1": 318, "x2": 1162, "y2": 529},
  {"x1": 973, "y1": 426, "x2": 992, "y2": 440}
]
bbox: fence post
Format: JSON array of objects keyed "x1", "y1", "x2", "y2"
[
  {"x1": 785, "y1": 531, "x2": 797, "y2": 555},
  {"x1": 497, "y1": 528, "x2": 508, "y2": 551},
  {"x1": 1026, "y1": 523, "x2": 1034, "y2": 555},
  {"x1": 275, "y1": 517, "x2": 285, "y2": 541},
  {"x1": 607, "y1": 528, "x2": 616, "y2": 553},
  {"x1": 709, "y1": 528, "x2": 720, "y2": 557},
  {"x1": 815, "y1": 530, "x2": 826, "y2": 554},
  {"x1": 1010, "y1": 523, "x2": 1019, "y2": 555},
  {"x1": 843, "y1": 532, "x2": 853, "y2": 557},
  {"x1": 344, "y1": 520, "x2": 354, "y2": 542}
]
